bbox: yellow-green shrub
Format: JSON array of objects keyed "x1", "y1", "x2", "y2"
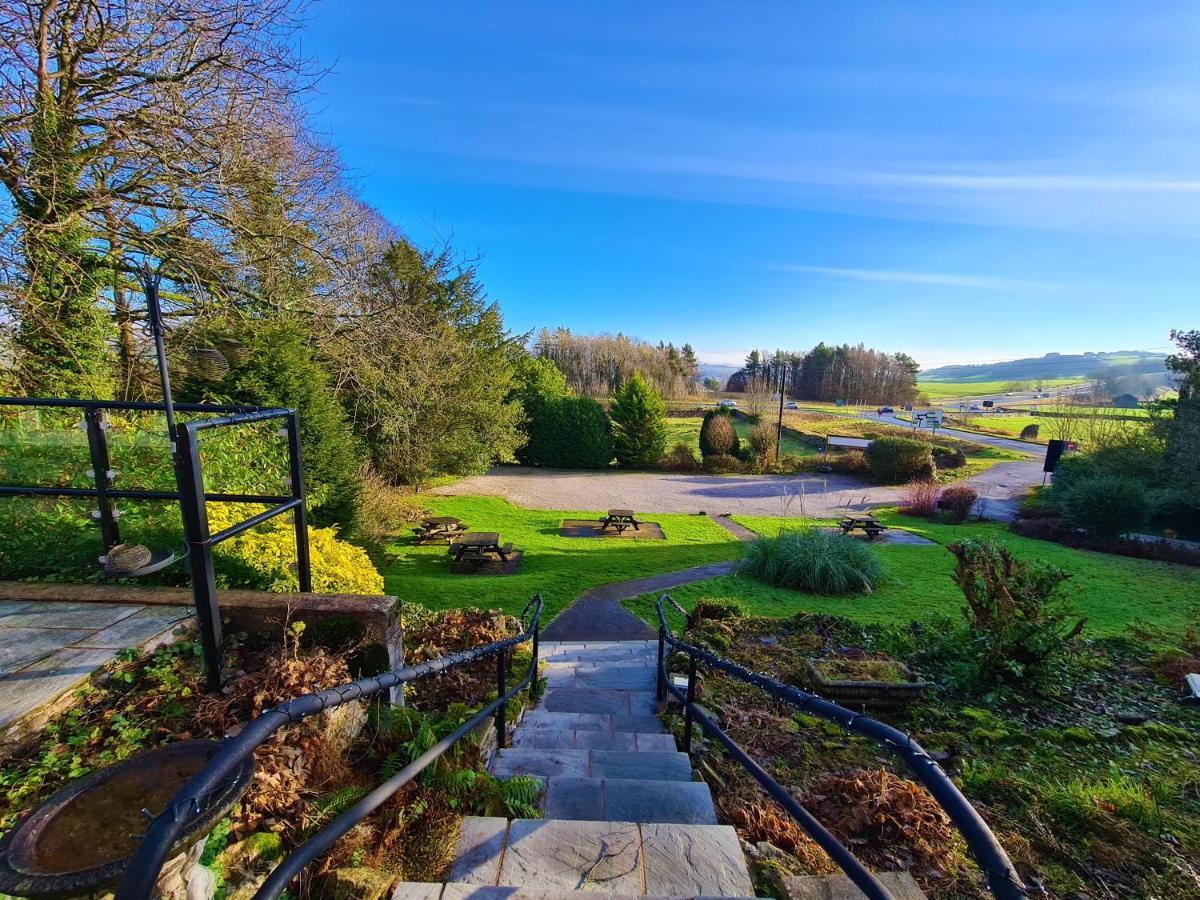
[{"x1": 207, "y1": 503, "x2": 383, "y2": 594}]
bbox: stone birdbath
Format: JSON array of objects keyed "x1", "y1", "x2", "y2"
[{"x1": 0, "y1": 740, "x2": 252, "y2": 898}]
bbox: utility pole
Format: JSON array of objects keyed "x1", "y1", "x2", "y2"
[{"x1": 775, "y1": 365, "x2": 786, "y2": 464}]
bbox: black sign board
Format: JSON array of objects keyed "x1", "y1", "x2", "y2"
[{"x1": 1044, "y1": 439, "x2": 1068, "y2": 473}]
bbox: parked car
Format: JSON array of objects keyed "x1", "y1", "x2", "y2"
[
  {"x1": 718, "y1": 399, "x2": 738, "y2": 408},
  {"x1": 880, "y1": 406, "x2": 894, "y2": 413},
  {"x1": 785, "y1": 401, "x2": 799, "y2": 410}
]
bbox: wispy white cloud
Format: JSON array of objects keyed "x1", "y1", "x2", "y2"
[
  {"x1": 864, "y1": 173, "x2": 1200, "y2": 193},
  {"x1": 774, "y1": 265, "x2": 1065, "y2": 292}
]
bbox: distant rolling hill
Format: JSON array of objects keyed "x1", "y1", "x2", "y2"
[
  {"x1": 697, "y1": 362, "x2": 740, "y2": 386},
  {"x1": 920, "y1": 351, "x2": 1169, "y2": 384}
]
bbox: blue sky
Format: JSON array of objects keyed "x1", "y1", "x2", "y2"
[{"x1": 302, "y1": 2, "x2": 1199, "y2": 369}]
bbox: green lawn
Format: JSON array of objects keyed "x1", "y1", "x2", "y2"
[
  {"x1": 381, "y1": 496, "x2": 741, "y2": 621},
  {"x1": 623, "y1": 511, "x2": 1200, "y2": 639},
  {"x1": 663, "y1": 416, "x2": 815, "y2": 456}
]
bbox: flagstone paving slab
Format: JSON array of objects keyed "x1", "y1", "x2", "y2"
[
  {"x1": 640, "y1": 823, "x2": 754, "y2": 897},
  {"x1": 498, "y1": 819, "x2": 643, "y2": 893},
  {"x1": 448, "y1": 816, "x2": 508, "y2": 884}
]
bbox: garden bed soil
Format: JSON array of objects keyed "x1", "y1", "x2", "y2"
[
  {"x1": 668, "y1": 608, "x2": 1200, "y2": 898},
  {"x1": 558, "y1": 520, "x2": 667, "y2": 540}
]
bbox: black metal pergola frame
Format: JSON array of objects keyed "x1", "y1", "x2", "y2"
[{"x1": 0, "y1": 395, "x2": 312, "y2": 691}]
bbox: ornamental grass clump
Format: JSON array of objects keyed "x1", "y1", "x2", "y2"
[{"x1": 738, "y1": 528, "x2": 884, "y2": 595}]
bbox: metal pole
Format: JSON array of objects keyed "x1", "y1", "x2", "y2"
[
  {"x1": 530, "y1": 623, "x2": 540, "y2": 701},
  {"x1": 84, "y1": 408, "x2": 121, "y2": 553},
  {"x1": 495, "y1": 652, "x2": 508, "y2": 748},
  {"x1": 656, "y1": 625, "x2": 666, "y2": 703},
  {"x1": 285, "y1": 411, "x2": 313, "y2": 593},
  {"x1": 682, "y1": 655, "x2": 698, "y2": 752},
  {"x1": 775, "y1": 366, "x2": 786, "y2": 464},
  {"x1": 140, "y1": 266, "x2": 177, "y2": 447},
  {"x1": 177, "y1": 424, "x2": 223, "y2": 692}
]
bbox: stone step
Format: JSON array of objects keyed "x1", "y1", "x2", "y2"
[
  {"x1": 784, "y1": 872, "x2": 928, "y2": 899},
  {"x1": 520, "y1": 710, "x2": 664, "y2": 734},
  {"x1": 448, "y1": 817, "x2": 754, "y2": 897},
  {"x1": 392, "y1": 883, "x2": 755, "y2": 898},
  {"x1": 542, "y1": 664, "x2": 657, "y2": 692},
  {"x1": 512, "y1": 729, "x2": 676, "y2": 752},
  {"x1": 544, "y1": 777, "x2": 718, "y2": 824},
  {"x1": 493, "y1": 749, "x2": 693, "y2": 782},
  {"x1": 541, "y1": 688, "x2": 658, "y2": 716}
]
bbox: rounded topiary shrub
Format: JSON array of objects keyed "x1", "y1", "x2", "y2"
[
  {"x1": 702, "y1": 453, "x2": 743, "y2": 473},
  {"x1": 659, "y1": 441, "x2": 701, "y2": 472},
  {"x1": 1020, "y1": 423, "x2": 1040, "y2": 440},
  {"x1": 699, "y1": 408, "x2": 739, "y2": 457},
  {"x1": 865, "y1": 437, "x2": 934, "y2": 483},
  {"x1": 739, "y1": 529, "x2": 884, "y2": 595},
  {"x1": 1061, "y1": 475, "x2": 1148, "y2": 540},
  {"x1": 939, "y1": 485, "x2": 978, "y2": 523}
]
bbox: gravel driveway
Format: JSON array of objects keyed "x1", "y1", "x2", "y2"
[{"x1": 433, "y1": 459, "x2": 1044, "y2": 520}]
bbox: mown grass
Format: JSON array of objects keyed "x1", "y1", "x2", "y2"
[
  {"x1": 380, "y1": 496, "x2": 740, "y2": 621},
  {"x1": 623, "y1": 511, "x2": 1200, "y2": 638}
]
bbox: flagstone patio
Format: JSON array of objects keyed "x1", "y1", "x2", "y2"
[{"x1": 0, "y1": 599, "x2": 193, "y2": 742}]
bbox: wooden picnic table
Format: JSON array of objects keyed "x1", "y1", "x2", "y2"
[
  {"x1": 413, "y1": 516, "x2": 467, "y2": 544},
  {"x1": 600, "y1": 509, "x2": 641, "y2": 533},
  {"x1": 448, "y1": 532, "x2": 513, "y2": 565},
  {"x1": 838, "y1": 514, "x2": 888, "y2": 540}
]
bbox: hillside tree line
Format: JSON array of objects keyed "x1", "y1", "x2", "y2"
[
  {"x1": 726, "y1": 344, "x2": 920, "y2": 405},
  {"x1": 533, "y1": 328, "x2": 700, "y2": 398}
]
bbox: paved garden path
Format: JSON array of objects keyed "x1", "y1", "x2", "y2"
[
  {"x1": 541, "y1": 563, "x2": 737, "y2": 642},
  {"x1": 435, "y1": 459, "x2": 1043, "y2": 522}
]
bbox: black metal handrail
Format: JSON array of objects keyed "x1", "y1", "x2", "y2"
[
  {"x1": 656, "y1": 594, "x2": 1027, "y2": 900},
  {"x1": 117, "y1": 595, "x2": 543, "y2": 900}
]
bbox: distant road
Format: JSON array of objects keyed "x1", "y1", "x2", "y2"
[
  {"x1": 920, "y1": 383, "x2": 1091, "y2": 410},
  {"x1": 860, "y1": 411, "x2": 1041, "y2": 458}
]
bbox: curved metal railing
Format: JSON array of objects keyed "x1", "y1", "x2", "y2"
[
  {"x1": 656, "y1": 594, "x2": 1027, "y2": 900},
  {"x1": 118, "y1": 595, "x2": 544, "y2": 899}
]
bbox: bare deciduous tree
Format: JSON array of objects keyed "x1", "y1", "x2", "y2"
[{"x1": 0, "y1": 0, "x2": 317, "y2": 394}]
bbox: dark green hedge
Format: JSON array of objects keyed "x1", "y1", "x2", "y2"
[
  {"x1": 522, "y1": 396, "x2": 613, "y2": 469},
  {"x1": 865, "y1": 436, "x2": 934, "y2": 483}
]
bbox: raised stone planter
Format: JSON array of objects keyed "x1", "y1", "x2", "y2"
[{"x1": 801, "y1": 658, "x2": 928, "y2": 710}]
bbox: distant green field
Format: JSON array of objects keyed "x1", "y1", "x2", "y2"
[{"x1": 916, "y1": 378, "x2": 1082, "y2": 400}]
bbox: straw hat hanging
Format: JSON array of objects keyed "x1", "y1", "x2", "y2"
[{"x1": 103, "y1": 542, "x2": 153, "y2": 576}]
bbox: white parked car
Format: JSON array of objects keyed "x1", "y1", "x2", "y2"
[
  {"x1": 785, "y1": 402, "x2": 799, "y2": 410},
  {"x1": 718, "y1": 399, "x2": 738, "y2": 408}
]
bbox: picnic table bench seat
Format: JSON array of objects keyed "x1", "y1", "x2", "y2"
[{"x1": 838, "y1": 514, "x2": 888, "y2": 539}]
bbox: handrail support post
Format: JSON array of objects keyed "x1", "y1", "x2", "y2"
[
  {"x1": 682, "y1": 655, "x2": 698, "y2": 753},
  {"x1": 530, "y1": 624, "x2": 540, "y2": 701},
  {"x1": 656, "y1": 625, "x2": 666, "y2": 703},
  {"x1": 495, "y1": 651, "x2": 508, "y2": 748}
]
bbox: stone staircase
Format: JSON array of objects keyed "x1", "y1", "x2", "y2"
[{"x1": 392, "y1": 640, "x2": 926, "y2": 899}]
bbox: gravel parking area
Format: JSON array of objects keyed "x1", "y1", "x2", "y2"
[{"x1": 434, "y1": 460, "x2": 1043, "y2": 520}]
